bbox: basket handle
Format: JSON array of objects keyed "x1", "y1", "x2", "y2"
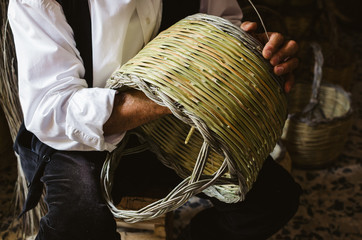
[{"x1": 301, "y1": 42, "x2": 324, "y2": 117}]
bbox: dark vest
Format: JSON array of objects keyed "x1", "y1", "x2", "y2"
[
  {"x1": 160, "y1": 0, "x2": 200, "y2": 31},
  {"x1": 55, "y1": 0, "x2": 93, "y2": 87},
  {"x1": 54, "y1": 0, "x2": 201, "y2": 86}
]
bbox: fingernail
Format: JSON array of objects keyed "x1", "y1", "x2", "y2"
[
  {"x1": 246, "y1": 22, "x2": 254, "y2": 28},
  {"x1": 276, "y1": 66, "x2": 284, "y2": 75},
  {"x1": 264, "y1": 50, "x2": 272, "y2": 59}
]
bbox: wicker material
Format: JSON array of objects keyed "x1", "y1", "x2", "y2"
[
  {"x1": 1, "y1": 0, "x2": 46, "y2": 236},
  {"x1": 282, "y1": 83, "x2": 353, "y2": 168},
  {"x1": 241, "y1": 5, "x2": 288, "y2": 35},
  {"x1": 102, "y1": 14, "x2": 287, "y2": 222},
  {"x1": 282, "y1": 43, "x2": 354, "y2": 168}
]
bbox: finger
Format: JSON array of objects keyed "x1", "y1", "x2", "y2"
[
  {"x1": 240, "y1": 21, "x2": 258, "y2": 32},
  {"x1": 262, "y1": 32, "x2": 284, "y2": 60},
  {"x1": 256, "y1": 32, "x2": 273, "y2": 45},
  {"x1": 270, "y1": 40, "x2": 299, "y2": 66},
  {"x1": 274, "y1": 57, "x2": 299, "y2": 76}
]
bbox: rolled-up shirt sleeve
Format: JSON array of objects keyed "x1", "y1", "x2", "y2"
[
  {"x1": 200, "y1": 0, "x2": 243, "y2": 26},
  {"x1": 8, "y1": 0, "x2": 123, "y2": 151}
]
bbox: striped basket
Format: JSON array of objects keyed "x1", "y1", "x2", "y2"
[
  {"x1": 102, "y1": 13, "x2": 287, "y2": 222},
  {"x1": 282, "y1": 42, "x2": 354, "y2": 168}
]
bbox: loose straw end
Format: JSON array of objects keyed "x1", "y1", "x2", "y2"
[
  {"x1": 184, "y1": 126, "x2": 195, "y2": 144},
  {"x1": 247, "y1": 0, "x2": 269, "y2": 41}
]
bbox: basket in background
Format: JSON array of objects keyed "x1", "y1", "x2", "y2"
[
  {"x1": 282, "y1": 42, "x2": 354, "y2": 168},
  {"x1": 295, "y1": 40, "x2": 355, "y2": 92}
]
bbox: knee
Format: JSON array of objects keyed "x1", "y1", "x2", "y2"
[
  {"x1": 43, "y1": 198, "x2": 117, "y2": 239},
  {"x1": 43, "y1": 172, "x2": 115, "y2": 233},
  {"x1": 207, "y1": 180, "x2": 302, "y2": 240}
]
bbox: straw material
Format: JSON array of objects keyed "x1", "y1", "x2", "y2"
[
  {"x1": 282, "y1": 42, "x2": 354, "y2": 168},
  {"x1": 282, "y1": 82, "x2": 353, "y2": 168},
  {"x1": 0, "y1": 1, "x2": 22, "y2": 140},
  {"x1": 241, "y1": 5, "x2": 288, "y2": 35},
  {"x1": 1, "y1": 1, "x2": 46, "y2": 237},
  {"x1": 102, "y1": 14, "x2": 287, "y2": 222}
]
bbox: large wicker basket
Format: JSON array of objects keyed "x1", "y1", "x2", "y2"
[
  {"x1": 282, "y1": 42, "x2": 354, "y2": 168},
  {"x1": 102, "y1": 13, "x2": 287, "y2": 222},
  {"x1": 1, "y1": 0, "x2": 47, "y2": 236}
]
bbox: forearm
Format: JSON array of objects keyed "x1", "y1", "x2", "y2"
[{"x1": 103, "y1": 89, "x2": 171, "y2": 135}]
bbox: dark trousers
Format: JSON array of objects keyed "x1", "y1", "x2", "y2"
[
  {"x1": 187, "y1": 157, "x2": 302, "y2": 240},
  {"x1": 37, "y1": 150, "x2": 119, "y2": 240},
  {"x1": 19, "y1": 133, "x2": 301, "y2": 240}
]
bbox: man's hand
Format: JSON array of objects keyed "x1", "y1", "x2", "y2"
[
  {"x1": 103, "y1": 89, "x2": 171, "y2": 135},
  {"x1": 240, "y1": 21, "x2": 299, "y2": 93}
]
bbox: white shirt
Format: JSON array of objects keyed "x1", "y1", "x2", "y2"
[{"x1": 8, "y1": 0, "x2": 242, "y2": 152}]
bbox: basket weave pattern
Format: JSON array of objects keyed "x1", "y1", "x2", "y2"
[
  {"x1": 282, "y1": 42, "x2": 354, "y2": 168},
  {"x1": 103, "y1": 14, "x2": 287, "y2": 222},
  {"x1": 283, "y1": 83, "x2": 353, "y2": 168}
]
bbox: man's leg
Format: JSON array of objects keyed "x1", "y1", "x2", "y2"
[
  {"x1": 180, "y1": 156, "x2": 302, "y2": 240},
  {"x1": 36, "y1": 150, "x2": 120, "y2": 240}
]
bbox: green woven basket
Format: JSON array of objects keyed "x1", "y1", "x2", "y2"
[{"x1": 101, "y1": 13, "x2": 287, "y2": 222}]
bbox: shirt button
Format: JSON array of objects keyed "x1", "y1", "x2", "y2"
[{"x1": 146, "y1": 17, "x2": 150, "y2": 24}]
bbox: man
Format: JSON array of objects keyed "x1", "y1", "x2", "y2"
[{"x1": 8, "y1": 0, "x2": 300, "y2": 239}]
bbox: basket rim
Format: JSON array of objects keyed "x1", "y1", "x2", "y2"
[{"x1": 288, "y1": 81, "x2": 354, "y2": 126}]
